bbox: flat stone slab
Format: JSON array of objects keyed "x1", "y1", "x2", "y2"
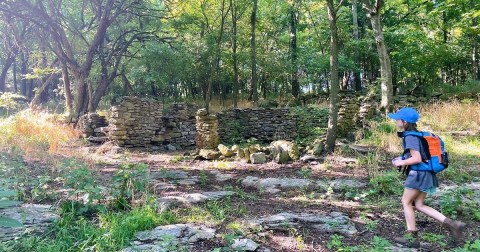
[
  {"x1": 249, "y1": 211, "x2": 357, "y2": 236},
  {"x1": 158, "y1": 191, "x2": 235, "y2": 210},
  {"x1": 210, "y1": 170, "x2": 235, "y2": 182},
  {"x1": 0, "y1": 204, "x2": 58, "y2": 241},
  {"x1": 242, "y1": 176, "x2": 312, "y2": 193},
  {"x1": 121, "y1": 224, "x2": 215, "y2": 252},
  {"x1": 241, "y1": 176, "x2": 366, "y2": 194},
  {"x1": 316, "y1": 179, "x2": 367, "y2": 191},
  {"x1": 150, "y1": 170, "x2": 198, "y2": 190},
  {"x1": 231, "y1": 238, "x2": 259, "y2": 251}
]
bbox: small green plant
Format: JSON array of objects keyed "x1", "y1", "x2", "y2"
[
  {"x1": 111, "y1": 163, "x2": 149, "y2": 210},
  {"x1": 296, "y1": 166, "x2": 312, "y2": 179},
  {"x1": 368, "y1": 170, "x2": 403, "y2": 197},
  {"x1": 439, "y1": 187, "x2": 480, "y2": 221},
  {"x1": 198, "y1": 171, "x2": 209, "y2": 186},
  {"x1": 370, "y1": 236, "x2": 392, "y2": 252},
  {"x1": 421, "y1": 232, "x2": 447, "y2": 247},
  {"x1": 327, "y1": 234, "x2": 344, "y2": 250},
  {"x1": 64, "y1": 165, "x2": 103, "y2": 205},
  {"x1": 364, "y1": 219, "x2": 379, "y2": 232}
]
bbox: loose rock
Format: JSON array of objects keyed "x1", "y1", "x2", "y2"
[{"x1": 250, "y1": 152, "x2": 267, "y2": 164}]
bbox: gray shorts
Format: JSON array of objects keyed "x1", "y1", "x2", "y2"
[{"x1": 404, "y1": 170, "x2": 438, "y2": 194}]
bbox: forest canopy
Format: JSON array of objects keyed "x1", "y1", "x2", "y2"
[{"x1": 0, "y1": 0, "x2": 478, "y2": 116}]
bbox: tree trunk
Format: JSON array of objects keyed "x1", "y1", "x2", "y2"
[
  {"x1": 250, "y1": 0, "x2": 258, "y2": 104},
  {"x1": 13, "y1": 58, "x2": 17, "y2": 93},
  {"x1": 231, "y1": 0, "x2": 239, "y2": 107},
  {"x1": 289, "y1": 1, "x2": 300, "y2": 98},
  {"x1": 0, "y1": 55, "x2": 15, "y2": 92},
  {"x1": 30, "y1": 72, "x2": 57, "y2": 109},
  {"x1": 352, "y1": 0, "x2": 362, "y2": 91},
  {"x1": 61, "y1": 62, "x2": 73, "y2": 115},
  {"x1": 325, "y1": 0, "x2": 340, "y2": 153},
  {"x1": 363, "y1": 0, "x2": 393, "y2": 113},
  {"x1": 472, "y1": 0, "x2": 480, "y2": 80},
  {"x1": 20, "y1": 53, "x2": 28, "y2": 97}
]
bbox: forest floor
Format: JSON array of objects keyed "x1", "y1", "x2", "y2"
[
  {"x1": 1, "y1": 134, "x2": 479, "y2": 252},
  {"x1": 0, "y1": 102, "x2": 479, "y2": 251}
]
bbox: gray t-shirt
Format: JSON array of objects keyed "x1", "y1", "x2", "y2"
[{"x1": 403, "y1": 135, "x2": 427, "y2": 160}]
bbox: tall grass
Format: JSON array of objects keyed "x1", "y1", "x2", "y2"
[
  {"x1": 418, "y1": 101, "x2": 480, "y2": 132},
  {"x1": 0, "y1": 110, "x2": 78, "y2": 156}
]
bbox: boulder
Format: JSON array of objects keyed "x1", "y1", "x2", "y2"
[
  {"x1": 218, "y1": 144, "x2": 235, "y2": 157},
  {"x1": 199, "y1": 149, "x2": 221, "y2": 160},
  {"x1": 270, "y1": 140, "x2": 300, "y2": 163},
  {"x1": 250, "y1": 152, "x2": 267, "y2": 164}
]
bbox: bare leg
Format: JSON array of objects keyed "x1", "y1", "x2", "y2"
[
  {"x1": 402, "y1": 188, "x2": 422, "y2": 231},
  {"x1": 414, "y1": 192, "x2": 447, "y2": 222}
]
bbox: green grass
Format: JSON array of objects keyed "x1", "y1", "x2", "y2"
[{"x1": 1, "y1": 205, "x2": 178, "y2": 252}]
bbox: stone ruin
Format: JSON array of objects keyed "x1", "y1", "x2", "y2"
[
  {"x1": 79, "y1": 89, "x2": 477, "y2": 151},
  {"x1": 78, "y1": 97, "x2": 198, "y2": 149}
]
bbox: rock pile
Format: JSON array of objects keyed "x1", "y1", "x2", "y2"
[{"x1": 122, "y1": 224, "x2": 216, "y2": 252}]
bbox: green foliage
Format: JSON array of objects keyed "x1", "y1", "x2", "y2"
[
  {"x1": 0, "y1": 189, "x2": 22, "y2": 228},
  {"x1": 439, "y1": 187, "x2": 480, "y2": 221},
  {"x1": 368, "y1": 170, "x2": 404, "y2": 197},
  {"x1": 296, "y1": 166, "x2": 312, "y2": 179},
  {"x1": 0, "y1": 93, "x2": 28, "y2": 115},
  {"x1": 3, "y1": 205, "x2": 177, "y2": 252},
  {"x1": 110, "y1": 163, "x2": 149, "y2": 210},
  {"x1": 64, "y1": 162, "x2": 103, "y2": 205}
]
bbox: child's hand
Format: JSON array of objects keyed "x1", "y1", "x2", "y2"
[{"x1": 392, "y1": 157, "x2": 404, "y2": 167}]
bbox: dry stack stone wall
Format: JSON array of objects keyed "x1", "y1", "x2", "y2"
[
  {"x1": 155, "y1": 103, "x2": 199, "y2": 147},
  {"x1": 196, "y1": 109, "x2": 219, "y2": 149},
  {"x1": 337, "y1": 91, "x2": 361, "y2": 137},
  {"x1": 107, "y1": 97, "x2": 197, "y2": 148},
  {"x1": 109, "y1": 97, "x2": 164, "y2": 147},
  {"x1": 77, "y1": 113, "x2": 108, "y2": 138},
  {"x1": 216, "y1": 108, "x2": 298, "y2": 143}
]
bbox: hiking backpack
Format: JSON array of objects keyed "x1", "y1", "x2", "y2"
[{"x1": 400, "y1": 131, "x2": 449, "y2": 173}]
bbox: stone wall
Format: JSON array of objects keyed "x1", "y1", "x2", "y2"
[
  {"x1": 107, "y1": 97, "x2": 197, "y2": 148},
  {"x1": 216, "y1": 108, "x2": 298, "y2": 143},
  {"x1": 154, "y1": 103, "x2": 198, "y2": 147},
  {"x1": 197, "y1": 107, "x2": 331, "y2": 149}
]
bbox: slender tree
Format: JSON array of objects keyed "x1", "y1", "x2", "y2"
[
  {"x1": 325, "y1": 0, "x2": 340, "y2": 153},
  {"x1": 250, "y1": 0, "x2": 258, "y2": 104},
  {"x1": 361, "y1": 0, "x2": 393, "y2": 112}
]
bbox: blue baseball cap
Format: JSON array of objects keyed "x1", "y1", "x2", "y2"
[{"x1": 388, "y1": 107, "x2": 420, "y2": 123}]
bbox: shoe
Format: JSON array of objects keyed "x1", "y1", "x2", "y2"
[
  {"x1": 443, "y1": 218, "x2": 466, "y2": 242},
  {"x1": 393, "y1": 230, "x2": 421, "y2": 248}
]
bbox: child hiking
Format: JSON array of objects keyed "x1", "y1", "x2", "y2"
[{"x1": 388, "y1": 107, "x2": 466, "y2": 248}]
